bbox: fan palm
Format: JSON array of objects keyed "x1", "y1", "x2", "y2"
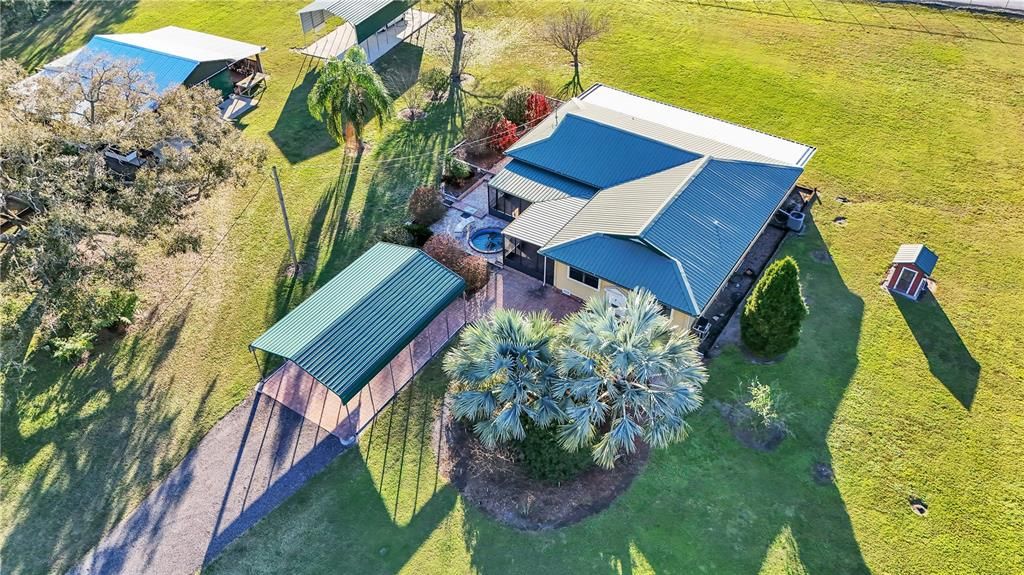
[
  {"x1": 555, "y1": 289, "x2": 706, "y2": 468},
  {"x1": 307, "y1": 46, "x2": 394, "y2": 153},
  {"x1": 443, "y1": 309, "x2": 565, "y2": 447}
]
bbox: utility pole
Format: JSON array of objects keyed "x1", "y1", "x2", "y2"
[{"x1": 272, "y1": 166, "x2": 298, "y2": 270}]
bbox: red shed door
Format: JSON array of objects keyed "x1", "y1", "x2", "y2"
[{"x1": 893, "y1": 266, "x2": 918, "y2": 294}]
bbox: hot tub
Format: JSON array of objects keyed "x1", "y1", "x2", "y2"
[{"x1": 469, "y1": 228, "x2": 503, "y2": 254}]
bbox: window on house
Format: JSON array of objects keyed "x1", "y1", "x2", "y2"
[{"x1": 568, "y1": 267, "x2": 600, "y2": 289}]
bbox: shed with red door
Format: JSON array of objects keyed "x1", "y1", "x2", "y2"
[{"x1": 884, "y1": 244, "x2": 938, "y2": 300}]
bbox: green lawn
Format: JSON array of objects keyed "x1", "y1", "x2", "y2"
[{"x1": 2, "y1": 1, "x2": 1023, "y2": 574}]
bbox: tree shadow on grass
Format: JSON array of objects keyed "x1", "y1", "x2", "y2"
[
  {"x1": 2, "y1": 0, "x2": 138, "y2": 70},
  {"x1": 0, "y1": 303, "x2": 211, "y2": 575},
  {"x1": 457, "y1": 216, "x2": 870, "y2": 574},
  {"x1": 893, "y1": 292, "x2": 980, "y2": 410}
]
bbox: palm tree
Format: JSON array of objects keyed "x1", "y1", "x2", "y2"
[
  {"x1": 307, "y1": 46, "x2": 394, "y2": 153},
  {"x1": 555, "y1": 289, "x2": 706, "y2": 469},
  {"x1": 443, "y1": 309, "x2": 565, "y2": 447}
]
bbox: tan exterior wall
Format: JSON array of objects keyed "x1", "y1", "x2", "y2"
[{"x1": 551, "y1": 261, "x2": 695, "y2": 331}]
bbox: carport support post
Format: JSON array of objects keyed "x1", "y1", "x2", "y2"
[
  {"x1": 272, "y1": 166, "x2": 298, "y2": 270},
  {"x1": 250, "y1": 348, "x2": 264, "y2": 392}
]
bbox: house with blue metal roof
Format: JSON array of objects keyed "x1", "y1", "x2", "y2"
[
  {"x1": 40, "y1": 26, "x2": 267, "y2": 119},
  {"x1": 489, "y1": 84, "x2": 815, "y2": 330}
]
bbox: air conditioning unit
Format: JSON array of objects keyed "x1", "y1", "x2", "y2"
[{"x1": 605, "y1": 288, "x2": 627, "y2": 318}]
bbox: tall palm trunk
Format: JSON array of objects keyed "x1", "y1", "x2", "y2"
[{"x1": 344, "y1": 121, "x2": 360, "y2": 154}]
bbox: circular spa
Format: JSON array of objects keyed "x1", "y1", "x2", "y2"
[{"x1": 469, "y1": 228, "x2": 503, "y2": 254}]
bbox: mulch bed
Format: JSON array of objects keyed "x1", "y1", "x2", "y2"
[{"x1": 433, "y1": 397, "x2": 649, "y2": 530}]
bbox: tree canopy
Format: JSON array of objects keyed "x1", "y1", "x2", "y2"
[
  {"x1": 306, "y1": 46, "x2": 394, "y2": 152},
  {"x1": 556, "y1": 290, "x2": 706, "y2": 468},
  {"x1": 0, "y1": 56, "x2": 265, "y2": 340},
  {"x1": 539, "y1": 7, "x2": 609, "y2": 97},
  {"x1": 444, "y1": 309, "x2": 564, "y2": 447},
  {"x1": 445, "y1": 289, "x2": 707, "y2": 470}
]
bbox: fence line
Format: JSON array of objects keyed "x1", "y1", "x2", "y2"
[{"x1": 675, "y1": 0, "x2": 1023, "y2": 44}]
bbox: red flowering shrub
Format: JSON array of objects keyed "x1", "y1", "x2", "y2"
[
  {"x1": 526, "y1": 92, "x2": 551, "y2": 124},
  {"x1": 490, "y1": 118, "x2": 519, "y2": 152}
]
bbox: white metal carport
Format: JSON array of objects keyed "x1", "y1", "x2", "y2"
[{"x1": 297, "y1": 0, "x2": 435, "y2": 62}]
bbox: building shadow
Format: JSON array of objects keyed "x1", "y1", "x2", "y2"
[
  {"x1": 457, "y1": 216, "x2": 870, "y2": 574},
  {"x1": 893, "y1": 292, "x2": 980, "y2": 410},
  {"x1": 203, "y1": 356, "x2": 457, "y2": 572}
]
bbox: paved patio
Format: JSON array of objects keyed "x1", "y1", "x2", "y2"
[
  {"x1": 71, "y1": 268, "x2": 579, "y2": 575},
  {"x1": 432, "y1": 179, "x2": 508, "y2": 264}
]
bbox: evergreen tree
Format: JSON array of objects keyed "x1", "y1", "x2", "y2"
[{"x1": 741, "y1": 256, "x2": 808, "y2": 357}]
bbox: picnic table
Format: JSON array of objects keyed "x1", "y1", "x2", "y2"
[{"x1": 235, "y1": 72, "x2": 267, "y2": 96}]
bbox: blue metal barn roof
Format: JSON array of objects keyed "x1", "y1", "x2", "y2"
[
  {"x1": 541, "y1": 234, "x2": 695, "y2": 314},
  {"x1": 251, "y1": 243, "x2": 465, "y2": 402},
  {"x1": 505, "y1": 114, "x2": 700, "y2": 189},
  {"x1": 73, "y1": 36, "x2": 200, "y2": 94},
  {"x1": 641, "y1": 159, "x2": 802, "y2": 310}
]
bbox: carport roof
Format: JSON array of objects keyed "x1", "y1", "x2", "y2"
[{"x1": 250, "y1": 243, "x2": 464, "y2": 402}]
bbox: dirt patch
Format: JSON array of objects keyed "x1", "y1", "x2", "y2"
[
  {"x1": 433, "y1": 398, "x2": 649, "y2": 530},
  {"x1": 909, "y1": 497, "x2": 928, "y2": 516}
]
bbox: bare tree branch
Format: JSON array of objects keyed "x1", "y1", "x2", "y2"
[{"x1": 538, "y1": 7, "x2": 609, "y2": 98}]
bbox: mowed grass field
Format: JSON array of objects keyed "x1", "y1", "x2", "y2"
[{"x1": 2, "y1": 1, "x2": 1023, "y2": 574}]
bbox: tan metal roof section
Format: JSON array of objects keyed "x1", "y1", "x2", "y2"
[
  {"x1": 502, "y1": 197, "x2": 588, "y2": 247},
  {"x1": 545, "y1": 158, "x2": 706, "y2": 247}
]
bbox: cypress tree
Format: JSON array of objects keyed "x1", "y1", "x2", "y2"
[{"x1": 741, "y1": 256, "x2": 807, "y2": 357}]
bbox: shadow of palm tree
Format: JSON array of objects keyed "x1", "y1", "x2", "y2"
[{"x1": 893, "y1": 292, "x2": 980, "y2": 410}]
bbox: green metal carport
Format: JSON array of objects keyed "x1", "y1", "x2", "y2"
[{"x1": 250, "y1": 242, "x2": 465, "y2": 443}]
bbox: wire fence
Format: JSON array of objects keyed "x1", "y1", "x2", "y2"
[{"x1": 673, "y1": 0, "x2": 1023, "y2": 44}]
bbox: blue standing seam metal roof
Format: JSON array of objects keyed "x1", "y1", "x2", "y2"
[
  {"x1": 488, "y1": 159, "x2": 598, "y2": 203},
  {"x1": 505, "y1": 114, "x2": 701, "y2": 189},
  {"x1": 893, "y1": 244, "x2": 938, "y2": 276},
  {"x1": 641, "y1": 159, "x2": 802, "y2": 310},
  {"x1": 540, "y1": 234, "x2": 695, "y2": 314},
  {"x1": 73, "y1": 36, "x2": 200, "y2": 94},
  {"x1": 250, "y1": 243, "x2": 465, "y2": 403}
]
